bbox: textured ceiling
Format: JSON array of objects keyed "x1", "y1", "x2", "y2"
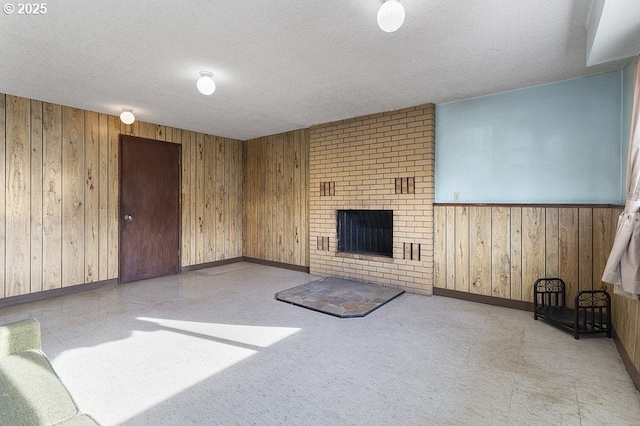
[{"x1": 0, "y1": 0, "x2": 632, "y2": 140}]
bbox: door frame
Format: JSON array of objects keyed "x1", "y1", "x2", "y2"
[{"x1": 118, "y1": 135, "x2": 182, "y2": 283}]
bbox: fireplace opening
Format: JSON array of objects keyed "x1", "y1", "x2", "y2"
[{"x1": 337, "y1": 210, "x2": 393, "y2": 258}]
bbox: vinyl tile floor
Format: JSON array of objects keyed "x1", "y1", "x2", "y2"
[{"x1": 0, "y1": 262, "x2": 639, "y2": 425}]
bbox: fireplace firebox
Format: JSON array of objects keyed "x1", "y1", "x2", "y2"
[{"x1": 337, "y1": 210, "x2": 393, "y2": 257}]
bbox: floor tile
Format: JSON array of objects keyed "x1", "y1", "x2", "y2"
[{"x1": 0, "y1": 262, "x2": 638, "y2": 425}]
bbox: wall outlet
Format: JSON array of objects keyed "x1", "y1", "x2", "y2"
[{"x1": 454, "y1": 192, "x2": 461, "y2": 202}]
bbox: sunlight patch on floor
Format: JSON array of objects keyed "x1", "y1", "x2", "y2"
[
  {"x1": 53, "y1": 319, "x2": 301, "y2": 425},
  {"x1": 137, "y1": 317, "x2": 302, "y2": 348}
]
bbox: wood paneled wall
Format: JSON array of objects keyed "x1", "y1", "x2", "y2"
[
  {"x1": 0, "y1": 93, "x2": 242, "y2": 299},
  {"x1": 613, "y1": 289, "x2": 640, "y2": 383},
  {"x1": 434, "y1": 205, "x2": 621, "y2": 301},
  {"x1": 173, "y1": 129, "x2": 243, "y2": 267},
  {"x1": 242, "y1": 130, "x2": 309, "y2": 267},
  {"x1": 434, "y1": 203, "x2": 640, "y2": 382}
]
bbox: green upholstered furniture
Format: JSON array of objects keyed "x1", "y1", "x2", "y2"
[{"x1": 0, "y1": 317, "x2": 99, "y2": 425}]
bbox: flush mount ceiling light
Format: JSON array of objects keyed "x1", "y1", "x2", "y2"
[
  {"x1": 377, "y1": 0, "x2": 405, "y2": 33},
  {"x1": 197, "y1": 71, "x2": 216, "y2": 95},
  {"x1": 120, "y1": 109, "x2": 135, "y2": 125}
]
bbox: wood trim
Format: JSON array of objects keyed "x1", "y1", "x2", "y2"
[
  {"x1": 434, "y1": 203, "x2": 624, "y2": 208},
  {"x1": 433, "y1": 287, "x2": 534, "y2": 311},
  {"x1": 0, "y1": 279, "x2": 118, "y2": 308},
  {"x1": 180, "y1": 257, "x2": 243, "y2": 272},
  {"x1": 243, "y1": 257, "x2": 310, "y2": 273},
  {"x1": 613, "y1": 328, "x2": 640, "y2": 393}
]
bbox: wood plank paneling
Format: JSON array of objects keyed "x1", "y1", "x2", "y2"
[
  {"x1": 242, "y1": 141, "x2": 251, "y2": 256},
  {"x1": 445, "y1": 206, "x2": 456, "y2": 290},
  {"x1": 244, "y1": 139, "x2": 255, "y2": 257},
  {"x1": 194, "y1": 133, "x2": 205, "y2": 264},
  {"x1": 180, "y1": 130, "x2": 191, "y2": 266},
  {"x1": 276, "y1": 135, "x2": 285, "y2": 262},
  {"x1": 259, "y1": 138, "x2": 267, "y2": 255},
  {"x1": 228, "y1": 138, "x2": 240, "y2": 256},
  {"x1": 221, "y1": 137, "x2": 229, "y2": 259},
  {"x1": 613, "y1": 294, "x2": 638, "y2": 371},
  {"x1": 233, "y1": 138, "x2": 242, "y2": 256},
  {"x1": 292, "y1": 132, "x2": 302, "y2": 265},
  {"x1": 122, "y1": 121, "x2": 138, "y2": 137},
  {"x1": 578, "y1": 208, "x2": 593, "y2": 291},
  {"x1": 0, "y1": 95, "x2": 5, "y2": 297},
  {"x1": 155, "y1": 125, "x2": 166, "y2": 142},
  {"x1": 189, "y1": 132, "x2": 198, "y2": 264},
  {"x1": 215, "y1": 137, "x2": 226, "y2": 260},
  {"x1": 510, "y1": 207, "x2": 523, "y2": 300},
  {"x1": 6, "y1": 95, "x2": 31, "y2": 297},
  {"x1": 62, "y1": 107, "x2": 85, "y2": 287},
  {"x1": 628, "y1": 299, "x2": 638, "y2": 366},
  {"x1": 264, "y1": 137, "x2": 275, "y2": 261},
  {"x1": 284, "y1": 132, "x2": 294, "y2": 264},
  {"x1": 522, "y1": 207, "x2": 545, "y2": 302},
  {"x1": 545, "y1": 207, "x2": 559, "y2": 277},
  {"x1": 242, "y1": 131, "x2": 309, "y2": 267},
  {"x1": 299, "y1": 129, "x2": 309, "y2": 266},
  {"x1": 98, "y1": 113, "x2": 109, "y2": 281},
  {"x1": 43, "y1": 103, "x2": 63, "y2": 289},
  {"x1": 469, "y1": 206, "x2": 491, "y2": 295},
  {"x1": 84, "y1": 111, "x2": 100, "y2": 283},
  {"x1": 491, "y1": 206, "x2": 510, "y2": 298},
  {"x1": 559, "y1": 208, "x2": 579, "y2": 307},
  {"x1": 107, "y1": 115, "x2": 120, "y2": 279},
  {"x1": 593, "y1": 208, "x2": 612, "y2": 291},
  {"x1": 249, "y1": 137, "x2": 261, "y2": 259},
  {"x1": 433, "y1": 205, "x2": 446, "y2": 288},
  {"x1": 138, "y1": 121, "x2": 155, "y2": 139},
  {"x1": 627, "y1": 300, "x2": 638, "y2": 367},
  {"x1": 204, "y1": 134, "x2": 216, "y2": 261},
  {"x1": 454, "y1": 206, "x2": 469, "y2": 292},
  {"x1": 30, "y1": 100, "x2": 43, "y2": 293},
  {"x1": 172, "y1": 127, "x2": 181, "y2": 145}
]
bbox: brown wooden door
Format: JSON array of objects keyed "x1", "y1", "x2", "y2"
[{"x1": 120, "y1": 136, "x2": 181, "y2": 283}]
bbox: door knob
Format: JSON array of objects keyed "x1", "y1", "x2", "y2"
[{"x1": 123, "y1": 214, "x2": 133, "y2": 222}]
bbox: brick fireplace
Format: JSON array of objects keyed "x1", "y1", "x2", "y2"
[{"x1": 309, "y1": 104, "x2": 435, "y2": 295}]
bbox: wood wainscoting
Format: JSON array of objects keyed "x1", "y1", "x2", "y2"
[
  {"x1": 434, "y1": 203, "x2": 640, "y2": 390},
  {"x1": 434, "y1": 204, "x2": 621, "y2": 302}
]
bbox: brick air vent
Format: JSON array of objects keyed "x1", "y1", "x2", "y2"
[
  {"x1": 395, "y1": 177, "x2": 415, "y2": 194},
  {"x1": 320, "y1": 182, "x2": 335, "y2": 196}
]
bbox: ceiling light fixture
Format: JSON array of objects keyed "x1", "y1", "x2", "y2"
[
  {"x1": 197, "y1": 71, "x2": 216, "y2": 95},
  {"x1": 120, "y1": 109, "x2": 135, "y2": 125},
  {"x1": 377, "y1": 0, "x2": 405, "y2": 33}
]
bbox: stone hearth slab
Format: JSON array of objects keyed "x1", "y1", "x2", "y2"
[{"x1": 275, "y1": 277, "x2": 405, "y2": 318}]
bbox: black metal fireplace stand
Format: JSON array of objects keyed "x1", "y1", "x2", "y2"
[{"x1": 533, "y1": 277, "x2": 611, "y2": 339}]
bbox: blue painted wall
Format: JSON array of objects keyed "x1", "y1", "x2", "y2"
[
  {"x1": 435, "y1": 72, "x2": 623, "y2": 203},
  {"x1": 621, "y1": 58, "x2": 636, "y2": 199}
]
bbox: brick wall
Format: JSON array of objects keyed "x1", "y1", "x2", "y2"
[{"x1": 309, "y1": 104, "x2": 435, "y2": 294}]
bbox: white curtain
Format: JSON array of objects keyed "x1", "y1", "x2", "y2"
[{"x1": 602, "y1": 56, "x2": 640, "y2": 299}]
